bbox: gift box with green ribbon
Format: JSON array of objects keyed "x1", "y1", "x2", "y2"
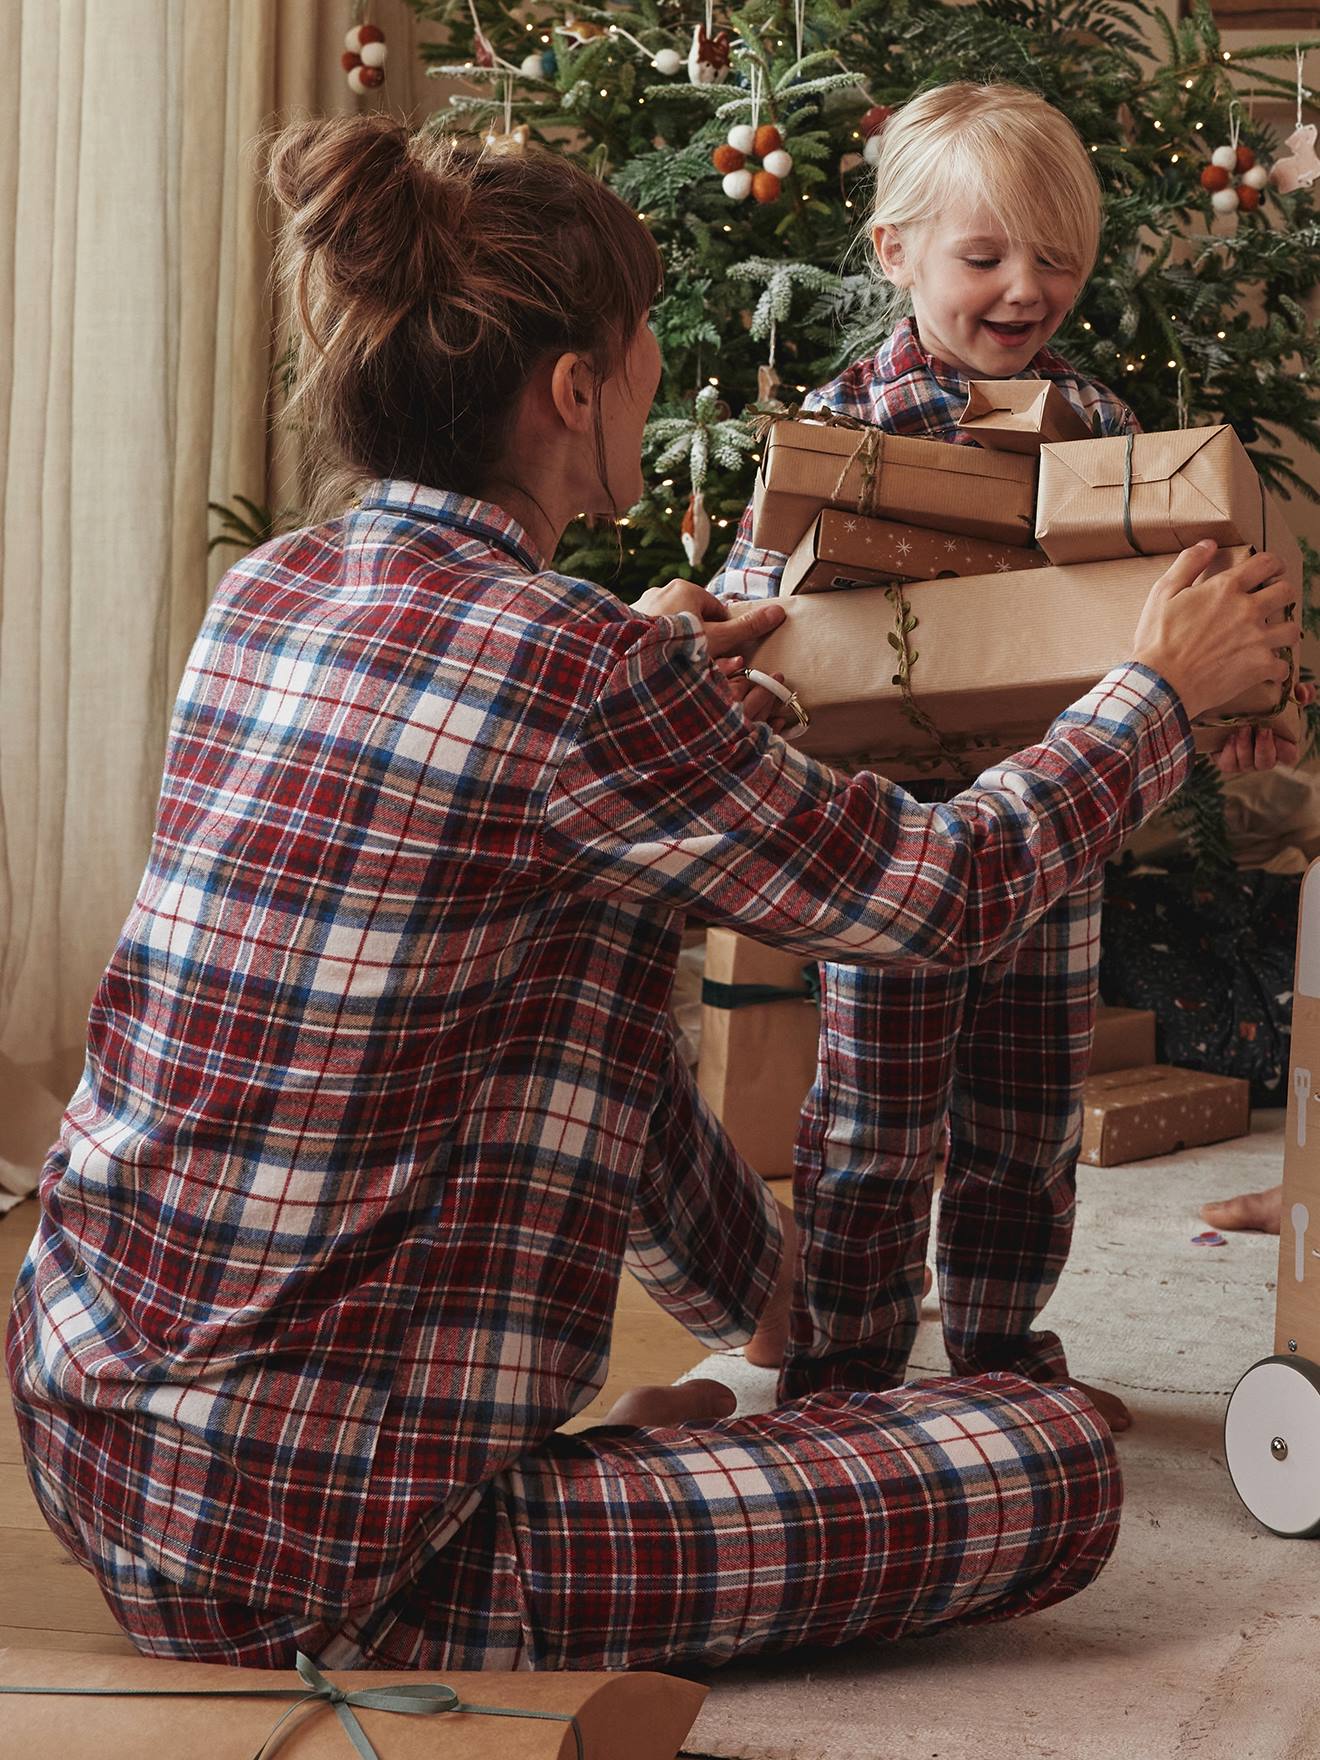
[{"x1": 0, "y1": 1645, "x2": 707, "y2": 1760}]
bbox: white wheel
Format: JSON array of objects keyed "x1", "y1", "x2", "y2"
[{"x1": 1225, "y1": 1355, "x2": 1320, "y2": 1537}]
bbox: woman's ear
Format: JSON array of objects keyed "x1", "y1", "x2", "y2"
[
  {"x1": 873, "y1": 224, "x2": 913, "y2": 290},
  {"x1": 548, "y1": 352, "x2": 596, "y2": 433}
]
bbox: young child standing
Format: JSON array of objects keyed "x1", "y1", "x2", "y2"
[{"x1": 721, "y1": 82, "x2": 1301, "y2": 1427}]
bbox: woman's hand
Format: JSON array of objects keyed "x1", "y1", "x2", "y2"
[
  {"x1": 1131, "y1": 541, "x2": 1300, "y2": 722},
  {"x1": 634, "y1": 579, "x2": 789, "y2": 725},
  {"x1": 1215, "y1": 681, "x2": 1316, "y2": 775}
]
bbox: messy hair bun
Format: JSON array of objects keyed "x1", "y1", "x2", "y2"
[{"x1": 266, "y1": 116, "x2": 661, "y2": 512}]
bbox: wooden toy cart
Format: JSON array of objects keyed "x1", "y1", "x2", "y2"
[{"x1": 1226, "y1": 856, "x2": 1320, "y2": 1535}]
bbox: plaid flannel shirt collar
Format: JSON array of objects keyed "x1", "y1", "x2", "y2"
[
  {"x1": 876, "y1": 315, "x2": 1085, "y2": 401},
  {"x1": 358, "y1": 480, "x2": 545, "y2": 574}
]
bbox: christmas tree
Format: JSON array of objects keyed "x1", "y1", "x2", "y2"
[
  {"x1": 393, "y1": 0, "x2": 1320, "y2": 865},
  {"x1": 406, "y1": 0, "x2": 1320, "y2": 591}
]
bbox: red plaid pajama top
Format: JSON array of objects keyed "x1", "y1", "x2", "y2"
[{"x1": 7, "y1": 482, "x2": 1190, "y2": 1626}]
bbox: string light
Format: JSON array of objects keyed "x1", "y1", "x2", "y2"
[
  {"x1": 1218, "y1": 330, "x2": 1227, "y2": 339},
  {"x1": 1171, "y1": 153, "x2": 1180, "y2": 162},
  {"x1": 1222, "y1": 50, "x2": 1232, "y2": 61},
  {"x1": 709, "y1": 375, "x2": 720, "y2": 385},
  {"x1": 1185, "y1": 77, "x2": 1194, "y2": 89},
  {"x1": 1081, "y1": 320, "x2": 1092, "y2": 330},
  {"x1": 717, "y1": 518, "x2": 730, "y2": 528},
  {"x1": 1167, "y1": 359, "x2": 1176, "y2": 368}
]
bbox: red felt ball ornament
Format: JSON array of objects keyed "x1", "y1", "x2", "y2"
[
  {"x1": 1200, "y1": 163, "x2": 1231, "y2": 192},
  {"x1": 752, "y1": 170, "x2": 782, "y2": 203},
  {"x1": 1235, "y1": 144, "x2": 1256, "y2": 173},
  {"x1": 859, "y1": 104, "x2": 890, "y2": 139},
  {"x1": 358, "y1": 22, "x2": 385, "y2": 44},
  {"x1": 358, "y1": 64, "x2": 385, "y2": 87},
  {"x1": 1237, "y1": 183, "x2": 1261, "y2": 211},
  {"x1": 341, "y1": 50, "x2": 361, "y2": 71},
  {"x1": 753, "y1": 124, "x2": 782, "y2": 157},
  {"x1": 712, "y1": 144, "x2": 747, "y2": 173}
]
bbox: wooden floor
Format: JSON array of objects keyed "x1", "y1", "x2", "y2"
[{"x1": 0, "y1": 1188, "x2": 757, "y2": 1658}]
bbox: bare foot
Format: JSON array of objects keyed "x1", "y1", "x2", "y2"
[
  {"x1": 1200, "y1": 1185, "x2": 1283, "y2": 1235},
  {"x1": 1069, "y1": 1379, "x2": 1132, "y2": 1434},
  {"x1": 602, "y1": 1378, "x2": 736, "y2": 1429}
]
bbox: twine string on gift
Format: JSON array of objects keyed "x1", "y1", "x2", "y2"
[
  {"x1": 885, "y1": 584, "x2": 975, "y2": 783},
  {"x1": 0, "y1": 1650, "x2": 586, "y2": 1760}
]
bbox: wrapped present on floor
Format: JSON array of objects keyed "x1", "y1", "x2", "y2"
[
  {"x1": 957, "y1": 379, "x2": 1095, "y2": 453},
  {"x1": 780, "y1": 508, "x2": 1047, "y2": 597},
  {"x1": 696, "y1": 928, "x2": 819, "y2": 1179},
  {"x1": 749, "y1": 407, "x2": 1036, "y2": 555},
  {"x1": 0, "y1": 1645, "x2": 708, "y2": 1760},
  {"x1": 1035, "y1": 424, "x2": 1304, "y2": 591},
  {"x1": 1079, "y1": 1064, "x2": 1251, "y2": 1166},
  {"x1": 1088, "y1": 1005, "x2": 1158, "y2": 1075},
  {"x1": 748, "y1": 547, "x2": 1304, "y2": 779}
]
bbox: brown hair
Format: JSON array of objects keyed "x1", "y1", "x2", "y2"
[{"x1": 266, "y1": 117, "x2": 663, "y2": 515}]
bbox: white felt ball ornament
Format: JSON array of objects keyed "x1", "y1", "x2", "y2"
[
  {"x1": 652, "y1": 48, "x2": 682, "y2": 74},
  {"x1": 1211, "y1": 185, "x2": 1240, "y2": 214},
  {"x1": 521, "y1": 51, "x2": 544, "y2": 75},
  {"x1": 1211, "y1": 144, "x2": 1238, "y2": 172},
  {"x1": 347, "y1": 64, "x2": 369, "y2": 94},
  {"x1": 360, "y1": 39, "x2": 387, "y2": 67},
  {"x1": 345, "y1": 24, "x2": 364, "y2": 52},
  {"x1": 863, "y1": 134, "x2": 883, "y2": 167},
  {"x1": 722, "y1": 168, "x2": 753, "y2": 200},
  {"x1": 727, "y1": 124, "x2": 756, "y2": 155},
  {"x1": 1242, "y1": 163, "x2": 1269, "y2": 191},
  {"x1": 762, "y1": 147, "x2": 793, "y2": 178}
]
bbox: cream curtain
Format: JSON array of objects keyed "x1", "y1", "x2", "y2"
[{"x1": 0, "y1": 0, "x2": 448, "y2": 1198}]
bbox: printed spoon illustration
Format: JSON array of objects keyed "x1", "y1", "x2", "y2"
[
  {"x1": 1297, "y1": 1066, "x2": 1312, "y2": 1148},
  {"x1": 1293, "y1": 1201, "x2": 1310, "y2": 1283}
]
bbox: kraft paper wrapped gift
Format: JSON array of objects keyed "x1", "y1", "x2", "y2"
[
  {"x1": 1088, "y1": 1005, "x2": 1158, "y2": 1075},
  {"x1": 1035, "y1": 424, "x2": 1304, "y2": 590},
  {"x1": 749, "y1": 410, "x2": 1036, "y2": 555},
  {"x1": 1079, "y1": 1064, "x2": 1250, "y2": 1166},
  {"x1": 0, "y1": 1646, "x2": 707, "y2": 1760},
  {"x1": 780, "y1": 508, "x2": 1046, "y2": 596},
  {"x1": 749, "y1": 547, "x2": 1304, "y2": 777},
  {"x1": 958, "y1": 379, "x2": 1094, "y2": 453},
  {"x1": 696, "y1": 928, "x2": 819, "y2": 1179}
]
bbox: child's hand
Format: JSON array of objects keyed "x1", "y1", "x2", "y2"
[{"x1": 1215, "y1": 681, "x2": 1316, "y2": 775}]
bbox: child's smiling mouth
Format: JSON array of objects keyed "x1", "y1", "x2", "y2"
[{"x1": 982, "y1": 319, "x2": 1037, "y2": 346}]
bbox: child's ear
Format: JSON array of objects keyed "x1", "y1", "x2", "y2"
[{"x1": 872, "y1": 224, "x2": 913, "y2": 290}]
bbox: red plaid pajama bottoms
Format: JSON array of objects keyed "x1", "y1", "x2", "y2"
[
  {"x1": 784, "y1": 876, "x2": 1104, "y2": 1401},
  {"x1": 67, "y1": 1372, "x2": 1119, "y2": 1671}
]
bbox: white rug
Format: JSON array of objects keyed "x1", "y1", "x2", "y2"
[{"x1": 681, "y1": 1117, "x2": 1320, "y2": 1760}]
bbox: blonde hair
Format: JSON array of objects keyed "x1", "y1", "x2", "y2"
[{"x1": 871, "y1": 83, "x2": 1102, "y2": 281}]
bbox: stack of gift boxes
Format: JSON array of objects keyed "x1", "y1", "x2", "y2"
[{"x1": 698, "y1": 386, "x2": 1287, "y2": 1170}]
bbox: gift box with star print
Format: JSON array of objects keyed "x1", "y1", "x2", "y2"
[{"x1": 780, "y1": 508, "x2": 1047, "y2": 596}]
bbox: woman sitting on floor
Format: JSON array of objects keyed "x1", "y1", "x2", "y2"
[{"x1": 4, "y1": 117, "x2": 1298, "y2": 1672}]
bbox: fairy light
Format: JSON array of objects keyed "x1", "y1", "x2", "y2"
[
  {"x1": 1154, "y1": 120, "x2": 1163, "y2": 130},
  {"x1": 1171, "y1": 153, "x2": 1180, "y2": 162},
  {"x1": 661, "y1": 477, "x2": 674, "y2": 486},
  {"x1": 1081, "y1": 320, "x2": 1092, "y2": 330},
  {"x1": 1218, "y1": 329, "x2": 1227, "y2": 339},
  {"x1": 1223, "y1": 50, "x2": 1232, "y2": 61},
  {"x1": 709, "y1": 376, "x2": 719, "y2": 385},
  {"x1": 723, "y1": 223, "x2": 732, "y2": 231},
  {"x1": 1167, "y1": 359, "x2": 1176, "y2": 368},
  {"x1": 1185, "y1": 78, "x2": 1194, "y2": 89},
  {"x1": 717, "y1": 518, "x2": 730, "y2": 528},
  {"x1": 844, "y1": 199, "x2": 854, "y2": 208}
]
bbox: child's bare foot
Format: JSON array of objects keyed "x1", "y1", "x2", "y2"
[
  {"x1": 1200, "y1": 1185, "x2": 1283, "y2": 1235},
  {"x1": 1068, "y1": 1379, "x2": 1131, "y2": 1434},
  {"x1": 602, "y1": 1378, "x2": 736, "y2": 1428}
]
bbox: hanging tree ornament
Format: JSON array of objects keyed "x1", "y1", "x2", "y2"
[
  {"x1": 1274, "y1": 48, "x2": 1320, "y2": 195},
  {"x1": 343, "y1": 18, "x2": 386, "y2": 91},
  {"x1": 681, "y1": 491, "x2": 712, "y2": 570},
  {"x1": 607, "y1": 23, "x2": 683, "y2": 78},
  {"x1": 712, "y1": 66, "x2": 792, "y2": 203},
  {"x1": 688, "y1": 4, "x2": 731, "y2": 86},
  {"x1": 560, "y1": 16, "x2": 607, "y2": 47},
  {"x1": 859, "y1": 102, "x2": 890, "y2": 168},
  {"x1": 1200, "y1": 103, "x2": 1264, "y2": 215},
  {"x1": 483, "y1": 76, "x2": 531, "y2": 151}
]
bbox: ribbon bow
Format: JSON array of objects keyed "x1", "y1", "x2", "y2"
[{"x1": 0, "y1": 1650, "x2": 585, "y2": 1760}]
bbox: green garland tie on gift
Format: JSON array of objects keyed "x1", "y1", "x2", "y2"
[{"x1": 0, "y1": 1650, "x2": 585, "y2": 1760}]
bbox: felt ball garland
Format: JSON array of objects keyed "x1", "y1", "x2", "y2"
[
  {"x1": 343, "y1": 20, "x2": 386, "y2": 92},
  {"x1": 713, "y1": 122, "x2": 792, "y2": 201},
  {"x1": 1200, "y1": 108, "x2": 1266, "y2": 215}
]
